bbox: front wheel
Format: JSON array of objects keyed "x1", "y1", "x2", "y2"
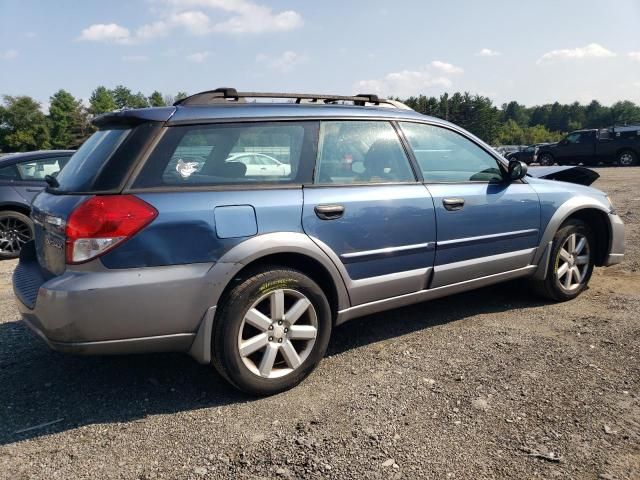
[
  {"x1": 617, "y1": 150, "x2": 638, "y2": 167},
  {"x1": 538, "y1": 153, "x2": 555, "y2": 166},
  {"x1": 0, "y1": 211, "x2": 34, "y2": 259},
  {"x1": 531, "y1": 219, "x2": 595, "y2": 301},
  {"x1": 212, "y1": 267, "x2": 332, "y2": 395}
]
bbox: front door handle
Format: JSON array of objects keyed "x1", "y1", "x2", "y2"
[
  {"x1": 443, "y1": 198, "x2": 465, "y2": 211},
  {"x1": 314, "y1": 204, "x2": 345, "y2": 220}
]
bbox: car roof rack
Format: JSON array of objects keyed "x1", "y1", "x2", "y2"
[{"x1": 173, "y1": 88, "x2": 413, "y2": 110}]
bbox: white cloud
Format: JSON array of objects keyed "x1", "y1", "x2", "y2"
[
  {"x1": 256, "y1": 50, "x2": 308, "y2": 72},
  {"x1": 78, "y1": 23, "x2": 131, "y2": 44},
  {"x1": 477, "y1": 48, "x2": 500, "y2": 57},
  {"x1": 0, "y1": 49, "x2": 18, "y2": 60},
  {"x1": 25, "y1": 32, "x2": 37, "y2": 39},
  {"x1": 81, "y1": 0, "x2": 303, "y2": 43},
  {"x1": 355, "y1": 61, "x2": 463, "y2": 97},
  {"x1": 429, "y1": 60, "x2": 464, "y2": 74},
  {"x1": 161, "y1": 0, "x2": 303, "y2": 33},
  {"x1": 122, "y1": 55, "x2": 149, "y2": 62},
  {"x1": 537, "y1": 43, "x2": 616, "y2": 64},
  {"x1": 186, "y1": 51, "x2": 210, "y2": 63},
  {"x1": 629, "y1": 51, "x2": 640, "y2": 62}
]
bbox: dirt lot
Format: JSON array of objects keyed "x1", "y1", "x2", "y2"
[{"x1": 1, "y1": 167, "x2": 639, "y2": 479}]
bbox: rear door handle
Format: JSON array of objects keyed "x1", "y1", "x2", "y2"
[
  {"x1": 443, "y1": 198, "x2": 465, "y2": 211},
  {"x1": 314, "y1": 204, "x2": 345, "y2": 220}
]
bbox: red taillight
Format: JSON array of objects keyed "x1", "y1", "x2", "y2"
[{"x1": 65, "y1": 195, "x2": 158, "y2": 264}]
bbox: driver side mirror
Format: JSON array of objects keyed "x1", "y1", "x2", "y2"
[
  {"x1": 559, "y1": 139, "x2": 568, "y2": 146},
  {"x1": 508, "y1": 160, "x2": 527, "y2": 181}
]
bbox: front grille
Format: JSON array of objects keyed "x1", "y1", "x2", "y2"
[{"x1": 13, "y1": 259, "x2": 45, "y2": 309}]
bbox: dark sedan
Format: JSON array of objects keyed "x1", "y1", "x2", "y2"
[
  {"x1": 506, "y1": 143, "x2": 551, "y2": 165},
  {"x1": 0, "y1": 150, "x2": 74, "y2": 258}
]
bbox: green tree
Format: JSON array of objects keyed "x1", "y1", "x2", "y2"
[
  {"x1": 609, "y1": 101, "x2": 640, "y2": 125},
  {"x1": 497, "y1": 119, "x2": 525, "y2": 145},
  {"x1": 0, "y1": 95, "x2": 50, "y2": 152},
  {"x1": 89, "y1": 86, "x2": 116, "y2": 115},
  {"x1": 148, "y1": 90, "x2": 165, "y2": 107},
  {"x1": 48, "y1": 89, "x2": 88, "y2": 149},
  {"x1": 501, "y1": 101, "x2": 530, "y2": 127},
  {"x1": 584, "y1": 100, "x2": 607, "y2": 128},
  {"x1": 522, "y1": 124, "x2": 563, "y2": 144},
  {"x1": 112, "y1": 85, "x2": 134, "y2": 109},
  {"x1": 130, "y1": 91, "x2": 149, "y2": 109}
]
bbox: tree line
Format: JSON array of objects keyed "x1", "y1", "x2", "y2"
[
  {"x1": 402, "y1": 93, "x2": 640, "y2": 146},
  {"x1": 0, "y1": 86, "x2": 187, "y2": 153},
  {"x1": 2, "y1": 86, "x2": 640, "y2": 153}
]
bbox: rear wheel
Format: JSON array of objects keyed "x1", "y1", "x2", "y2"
[
  {"x1": 0, "y1": 211, "x2": 33, "y2": 259},
  {"x1": 531, "y1": 219, "x2": 594, "y2": 301},
  {"x1": 538, "y1": 153, "x2": 555, "y2": 166},
  {"x1": 617, "y1": 150, "x2": 638, "y2": 167},
  {"x1": 212, "y1": 267, "x2": 332, "y2": 395}
]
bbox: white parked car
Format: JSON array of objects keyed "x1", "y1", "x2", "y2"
[{"x1": 226, "y1": 153, "x2": 291, "y2": 176}]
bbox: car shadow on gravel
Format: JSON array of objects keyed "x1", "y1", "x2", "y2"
[
  {"x1": 326, "y1": 279, "x2": 548, "y2": 356},
  {"x1": 0, "y1": 279, "x2": 546, "y2": 446}
]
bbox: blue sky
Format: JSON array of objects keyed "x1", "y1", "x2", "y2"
[{"x1": 1, "y1": 0, "x2": 640, "y2": 109}]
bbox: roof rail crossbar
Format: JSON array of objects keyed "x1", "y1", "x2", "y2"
[{"x1": 174, "y1": 89, "x2": 413, "y2": 110}]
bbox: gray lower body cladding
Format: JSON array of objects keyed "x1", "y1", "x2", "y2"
[{"x1": 15, "y1": 259, "x2": 215, "y2": 355}]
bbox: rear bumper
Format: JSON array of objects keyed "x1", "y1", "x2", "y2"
[
  {"x1": 604, "y1": 213, "x2": 625, "y2": 266},
  {"x1": 21, "y1": 315, "x2": 195, "y2": 355},
  {"x1": 13, "y1": 253, "x2": 215, "y2": 355}
]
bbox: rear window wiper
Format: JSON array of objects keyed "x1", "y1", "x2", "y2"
[{"x1": 45, "y1": 174, "x2": 59, "y2": 188}]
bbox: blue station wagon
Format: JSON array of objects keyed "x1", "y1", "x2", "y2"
[{"x1": 13, "y1": 89, "x2": 625, "y2": 395}]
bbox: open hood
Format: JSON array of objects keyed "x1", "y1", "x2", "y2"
[{"x1": 527, "y1": 165, "x2": 599, "y2": 186}]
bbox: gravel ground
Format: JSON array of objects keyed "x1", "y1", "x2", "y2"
[{"x1": 1, "y1": 167, "x2": 639, "y2": 479}]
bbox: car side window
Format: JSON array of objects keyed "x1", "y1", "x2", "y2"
[
  {"x1": 399, "y1": 122, "x2": 503, "y2": 183},
  {"x1": 315, "y1": 121, "x2": 415, "y2": 184},
  {"x1": 15, "y1": 157, "x2": 68, "y2": 181},
  {"x1": 134, "y1": 121, "x2": 318, "y2": 187},
  {"x1": 565, "y1": 133, "x2": 579, "y2": 144},
  {"x1": 0, "y1": 165, "x2": 20, "y2": 180}
]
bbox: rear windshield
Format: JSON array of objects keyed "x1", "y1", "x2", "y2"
[{"x1": 53, "y1": 128, "x2": 130, "y2": 192}]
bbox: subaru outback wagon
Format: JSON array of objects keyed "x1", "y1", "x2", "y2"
[{"x1": 13, "y1": 89, "x2": 624, "y2": 395}]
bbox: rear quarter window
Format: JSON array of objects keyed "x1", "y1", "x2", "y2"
[{"x1": 133, "y1": 121, "x2": 318, "y2": 188}]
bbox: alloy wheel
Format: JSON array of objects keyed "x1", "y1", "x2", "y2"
[
  {"x1": 237, "y1": 288, "x2": 318, "y2": 379},
  {"x1": 619, "y1": 152, "x2": 635, "y2": 166},
  {"x1": 556, "y1": 233, "x2": 590, "y2": 291},
  {"x1": 539, "y1": 154, "x2": 553, "y2": 166},
  {"x1": 0, "y1": 216, "x2": 32, "y2": 255}
]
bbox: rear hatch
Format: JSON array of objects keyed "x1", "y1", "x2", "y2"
[{"x1": 29, "y1": 119, "x2": 166, "y2": 277}]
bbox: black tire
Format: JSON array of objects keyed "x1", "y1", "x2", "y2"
[
  {"x1": 538, "y1": 153, "x2": 555, "y2": 166},
  {"x1": 531, "y1": 219, "x2": 595, "y2": 301},
  {"x1": 0, "y1": 211, "x2": 34, "y2": 260},
  {"x1": 617, "y1": 150, "x2": 638, "y2": 167},
  {"x1": 212, "y1": 266, "x2": 332, "y2": 395}
]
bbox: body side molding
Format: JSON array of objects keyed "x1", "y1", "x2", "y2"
[
  {"x1": 341, "y1": 242, "x2": 435, "y2": 263},
  {"x1": 336, "y1": 265, "x2": 536, "y2": 324}
]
